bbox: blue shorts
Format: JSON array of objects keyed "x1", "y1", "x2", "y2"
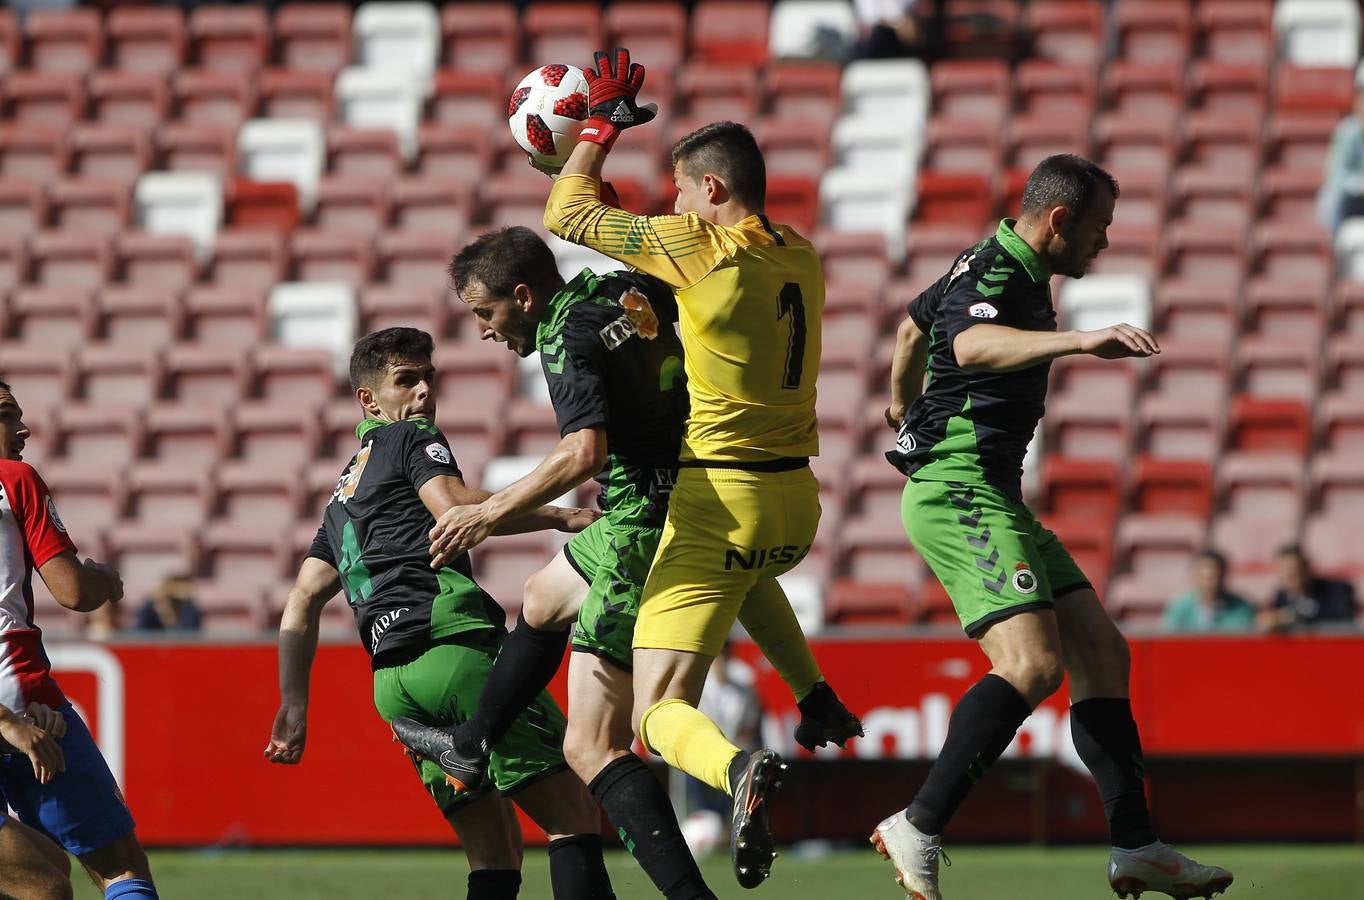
[{"x1": 0, "y1": 703, "x2": 135, "y2": 856}]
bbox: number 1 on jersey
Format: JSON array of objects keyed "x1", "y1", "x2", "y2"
[{"x1": 777, "y1": 282, "x2": 805, "y2": 390}]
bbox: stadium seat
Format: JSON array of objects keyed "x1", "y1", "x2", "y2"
[
  {"x1": 1107, "y1": 571, "x2": 1186, "y2": 625},
  {"x1": 225, "y1": 180, "x2": 301, "y2": 233},
  {"x1": 54, "y1": 401, "x2": 144, "y2": 469},
  {"x1": 25, "y1": 8, "x2": 102, "y2": 74},
  {"x1": 1324, "y1": 334, "x2": 1364, "y2": 396},
  {"x1": 48, "y1": 178, "x2": 131, "y2": 236},
  {"x1": 0, "y1": 178, "x2": 47, "y2": 235},
  {"x1": 29, "y1": 232, "x2": 113, "y2": 288},
  {"x1": 312, "y1": 176, "x2": 389, "y2": 233},
  {"x1": 325, "y1": 128, "x2": 402, "y2": 179},
  {"x1": 841, "y1": 59, "x2": 930, "y2": 125},
  {"x1": 1129, "y1": 456, "x2": 1215, "y2": 519},
  {"x1": 1048, "y1": 355, "x2": 1139, "y2": 410},
  {"x1": 199, "y1": 522, "x2": 289, "y2": 589},
  {"x1": 88, "y1": 73, "x2": 172, "y2": 128},
  {"x1": 819, "y1": 168, "x2": 909, "y2": 259},
  {"x1": 833, "y1": 116, "x2": 919, "y2": 184},
  {"x1": 1211, "y1": 513, "x2": 1299, "y2": 582},
  {"x1": 134, "y1": 172, "x2": 223, "y2": 255},
  {"x1": 902, "y1": 223, "x2": 980, "y2": 287},
  {"x1": 105, "y1": 524, "x2": 197, "y2": 601},
  {"x1": 1265, "y1": 112, "x2": 1339, "y2": 173},
  {"x1": 1308, "y1": 452, "x2": 1364, "y2": 517},
  {"x1": 825, "y1": 580, "x2": 916, "y2": 627},
  {"x1": 334, "y1": 67, "x2": 425, "y2": 160},
  {"x1": 172, "y1": 69, "x2": 255, "y2": 126},
  {"x1": 1227, "y1": 396, "x2": 1311, "y2": 455},
  {"x1": 1044, "y1": 395, "x2": 1131, "y2": 463},
  {"x1": 0, "y1": 235, "x2": 23, "y2": 293},
  {"x1": 1059, "y1": 273, "x2": 1150, "y2": 333},
  {"x1": 113, "y1": 231, "x2": 197, "y2": 290},
  {"x1": 412, "y1": 126, "x2": 490, "y2": 190},
  {"x1": 1093, "y1": 114, "x2": 1178, "y2": 178},
  {"x1": 1197, "y1": 1, "x2": 1273, "y2": 65},
  {"x1": 757, "y1": 119, "x2": 832, "y2": 179},
  {"x1": 358, "y1": 284, "x2": 449, "y2": 340},
  {"x1": 232, "y1": 402, "x2": 322, "y2": 467},
  {"x1": 0, "y1": 10, "x2": 14, "y2": 78},
  {"x1": 1163, "y1": 222, "x2": 1247, "y2": 283},
  {"x1": 1252, "y1": 222, "x2": 1333, "y2": 282},
  {"x1": 1113, "y1": 0, "x2": 1192, "y2": 65},
  {"x1": 183, "y1": 285, "x2": 268, "y2": 347},
  {"x1": 7, "y1": 286, "x2": 95, "y2": 349},
  {"x1": 1188, "y1": 61, "x2": 1268, "y2": 117},
  {"x1": 161, "y1": 345, "x2": 251, "y2": 406},
  {"x1": 259, "y1": 69, "x2": 335, "y2": 121},
  {"x1": 522, "y1": 2, "x2": 604, "y2": 67},
  {"x1": 107, "y1": 6, "x2": 188, "y2": 75},
  {"x1": 932, "y1": 60, "x2": 1011, "y2": 124},
  {"x1": 691, "y1": 1, "x2": 770, "y2": 66},
  {"x1": 157, "y1": 124, "x2": 238, "y2": 181},
  {"x1": 912, "y1": 172, "x2": 990, "y2": 230},
  {"x1": 432, "y1": 341, "x2": 515, "y2": 408},
  {"x1": 1115, "y1": 513, "x2": 1206, "y2": 578},
  {"x1": 766, "y1": 61, "x2": 841, "y2": 121},
  {"x1": 74, "y1": 345, "x2": 161, "y2": 407},
  {"x1": 1047, "y1": 516, "x2": 1116, "y2": 591},
  {"x1": 1016, "y1": 61, "x2": 1096, "y2": 120},
  {"x1": 1259, "y1": 166, "x2": 1324, "y2": 226},
  {"x1": 440, "y1": 2, "x2": 519, "y2": 73},
  {"x1": 1277, "y1": 65, "x2": 1355, "y2": 118},
  {"x1": 1155, "y1": 277, "x2": 1239, "y2": 344},
  {"x1": 1102, "y1": 61, "x2": 1184, "y2": 124},
  {"x1": 274, "y1": 3, "x2": 353, "y2": 73},
  {"x1": 1182, "y1": 111, "x2": 1263, "y2": 178},
  {"x1": 267, "y1": 280, "x2": 356, "y2": 363},
  {"x1": 0, "y1": 344, "x2": 70, "y2": 409},
  {"x1": 1041, "y1": 458, "x2": 1121, "y2": 522},
  {"x1": 388, "y1": 176, "x2": 470, "y2": 235},
  {"x1": 1024, "y1": 0, "x2": 1104, "y2": 67},
  {"x1": 125, "y1": 461, "x2": 213, "y2": 528},
  {"x1": 194, "y1": 581, "x2": 269, "y2": 633},
  {"x1": 0, "y1": 125, "x2": 66, "y2": 180},
  {"x1": 817, "y1": 232, "x2": 890, "y2": 288},
  {"x1": 1300, "y1": 512, "x2": 1364, "y2": 580},
  {"x1": 1243, "y1": 277, "x2": 1327, "y2": 342},
  {"x1": 3, "y1": 72, "x2": 84, "y2": 129},
  {"x1": 353, "y1": 2, "x2": 439, "y2": 75},
  {"x1": 1273, "y1": 0, "x2": 1361, "y2": 68},
  {"x1": 97, "y1": 285, "x2": 182, "y2": 347},
  {"x1": 923, "y1": 116, "x2": 1001, "y2": 174},
  {"x1": 377, "y1": 230, "x2": 459, "y2": 286},
  {"x1": 1216, "y1": 452, "x2": 1307, "y2": 521},
  {"x1": 189, "y1": 5, "x2": 271, "y2": 73},
  {"x1": 1091, "y1": 223, "x2": 1160, "y2": 280},
  {"x1": 252, "y1": 345, "x2": 338, "y2": 405},
  {"x1": 1332, "y1": 281, "x2": 1364, "y2": 335},
  {"x1": 769, "y1": 0, "x2": 857, "y2": 61},
  {"x1": 44, "y1": 461, "x2": 124, "y2": 531},
  {"x1": 237, "y1": 119, "x2": 325, "y2": 211},
  {"x1": 1172, "y1": 166, "x2": 1252, "y2": 226},
  {"x1": 1137, "y1": 393, "x2": 1226, "y2": 460},
  {"x1": 678, "y1": 63, "x2": 760, "y2": 122},
  {"x1": 1236, "y1": 335, "x2": 1319, "y2": 403},
  {"x1": 426, "y1": 70, "x2": 502, "y2": 130},
  {"x1": 142, "y1": 405, "x2": 232, "y2": 469},
  {"x1": 207, "y1": 230, "x2": 288, "y2": 288},
  {"x1": 65, "y1": 126, "x2": 153, "y2": 182},
  {"x1": 479, "y1": 171, "x2": 555, "y2": 233}
]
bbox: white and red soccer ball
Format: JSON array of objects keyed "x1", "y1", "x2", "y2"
[{"x1": 508, "y1": 64, "x2": 590, "y2": 170}]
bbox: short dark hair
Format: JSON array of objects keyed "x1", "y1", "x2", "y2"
[
  {"x1": 0, "y1": 380, "x2": 9, "y2": 392},
  {"x1": 671, "y1": 121, "x2": 766, "y2": 210},
  {"x1": 1020, "y1": 154, "x2": 1119, "y2": 221},
  {"x1": 1193, "y1": 547, "x2": 1227, "y2": 570},
  {"x1": 446, "y1": 227, "x2": 563, "y2": 305},
  {"x1": 349, "y1": 327, "x2": 434, "y2": 391}
]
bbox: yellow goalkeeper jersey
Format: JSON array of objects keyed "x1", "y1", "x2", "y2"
[{"x1": 545, "y1": 174, "x2": 822, "y2": 463}]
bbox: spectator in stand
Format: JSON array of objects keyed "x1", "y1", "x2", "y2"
[
  {"x1": 133, "y1": 573, "x2": 201, "y2": 633},
  {"x1": 1260, "y1": 545, "x2": 1358, "y2": 632},
  {"x1": 854, "y1": 0, "x2": 931, "y2": 59},
  {"x1": 1163, "y1": 549, "x2": 1257, "y2": 632},
  {"x1": 1317, "y1": 70, "x2": 1364, "y2": 233}
]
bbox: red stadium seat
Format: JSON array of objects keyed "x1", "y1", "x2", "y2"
[
  {"x1": 1044, "y1": 395, "x2": 1131, "y2": 463},
  {"x1": 1274, "y1": 65, "x2": 1353, "y2": 116},
  {"x1": 924, "y1": 117, "x2": 1002, "y2": 174},
  {"x1": 755, "y1": 120, "x2": 831, "y2": 179},
  {"x1": 44, "y1": 461, "x2": 125, "y2": 531},
  {"x1": 1048, "y1": 355, "x2": 1138, "y2": 409},
  {"x1": 1172, "y1": 166, "x2": 1252, "y2": 226},
  {"x1": 1047, "y1": 516, "x2": 1115, "y2": 591},
  {"x1": 1330, "y1": 282, "x2": 1364, "y2": 336},
  {"x1": 194, "y1": 580, "x2": 269, "y2": 632},
  {"x1": 0, "y1": 235, "x2": 23, "y2": 293},
  {"x1": 97, "y1": 286, "x2": 182, "y2": 348},
  {"x1": 413, "y1": 125, "x2": 492, "y2": 185},
  {"x1": 274, "y1": 3, "x2": 352, "y2": 73},
  {"x1": 1007, "y1": 116, "x2": 1091, "y2": 170},
  {"x1": 156, "y1": 123, "x2": 237, "y2": 180},
  {"x1": 605, "y1": 2, "x2": 687, "y2": 73},
  {"x1": 0, "y1": 125, "x2": 66, "y2": 181},
  {"x1": 1300, "y1": 512, "x2": 1364, "y2": 580},
  {"x1": 1024, "y1": 0, "x2": 1103, "y2": 67},
  {"x1": 74, "y1": 345, "x2": 161, "y2": 407},
  {"x1": 1101, "y1": 61, "x2": 1184, "y2": 123},
  {"x1": 313, "y1": 176, "x2": 390, "y2": 233},
  {"x1": 1154, "y1": 278, "x2": 1238, "y2": 344},
  {"x1": 1093, "y1": 114, "x2": 1178, "y2": 178},
  {"x1": 603, "y1": 125, "x2": 666, "y2": 187},
  {"x1": 1188, "y1": 61, "x2": 1268, "y2": 117},
  {"x1": 389, "y1": 176, "x2": 471, "y2": 235},
  {"x1": 0, "y1": 11, "x2": 15, "y2": 78},
  {"x1": 66, "y1": 126, "x2": 153, "y2": 181},
  {"x1": 199, "y1": 523, "x2": 288, "y2": 589},
  {"x1": 1115, "y1": 514, "x2": 1206, "y2": 578},
  {"x1": 232, "y1": 403, "x2": 320, "y2": 467},
  {"x1": 1234, "y1": 335, "x2": 1319, "y2": 402},
  {"x1": 1137, "y1": 393, "x2": 1225, "y2": 460},
  {"x1": 1091, "y1": 223, "x2": 1161, "y2": 279},
  {"x1": 913, "y1": 172, "x2": 991, "y2": 230},
  {"x1": 182, "y1": 285, "x2": 268, "y2": 347},
  {"x1": 1308, "y1": 453, "x2": 1364, "y2": 519},
  {"x1": 108, "y1": 7, "x2": 187, "y2": 75},
  {"x1": 259, "y1": 69, "x2": 335, "y2": 121},
  {"x1": 162, "y1": 345, "x2": 251, "y2": 406},
  {"x1": 1113, "y1": 0, "x2": 1192, "y2": 65},
  {"x1": 105, "y1": 524, "x2": 197, "y2": 600},
  {"x1": 378, "y1": 230, "x2": 459, "y2": 287},
  {"x1": 1264, "y1": 112, "x2": 1338, "y2": 173},
  {"x1": 7, "y1": 287, "x2": 96, "y2": 349},
  {"x1": 1163, "y1": 222, "x2": 1246, "y2": 283},
  {"x1": 0, "y1": 344, "x2": 70, "y2": 409},
  {"x1": 115, "y1": 232, "x2": 198, "y2": 290},
  {"x1": 1129, "y1": 457, "x2": 1214, "y2": 519},
  {"x1": 358, "y1": 284, "x2": 450, "y2": 340},
  {"x1": 427, "y1": 70, "x2": 503, "y2": 129},
  {"x1": 88, "y1": 73, "x2": 172, "y2": 128},
  {"x1": 432, "y1": 342, "x2": 515, "y2": 408},
  {"x1": 765, "y1": 174, "x2": 819, "y2": 235},
  {"x1": 1182, "y1": 110, "x2": 1263, "y2": 178},
  {"x1": 25, "y1": 9, "x2": 102, "y2": 75},
  {"x1": 224, "y1": 180, "x2": 300, "y2": 234},
  {"x1": 172, "y1": 69, "x2": 256, "y2": 126},
  {"x1": 1197, "y1": 0, "x2": 1273, "y2": 65},
  {"x1": 54, "y1": 402, "x2": 143, "y2": 467},
  {"x1": 1017, "y1": 61, "x2": 1096, "y2": 120},
  {"x1": 1041, "y1": 458, "x2": 1121, "y2": 522},
  {"x1": 903, "y1": 224, "x2": 980, "y2": 288},
  {"x1": 29, "y1": 232, "x2": 114, "y2": 288},
  {"x1": 691, "y1": 0, "x2": 770, "y2": 66},
  {"x1": 1243, "y1": 278, "x2": 1327, "y2": 342},
  {"x1": 2, "y1": 72, "x2": 84, "y2": 127},
  {"x1": 1216, "y1": 452, "x2": 1306, "y2": 520},
  {"x1": 207, "y1": 230, "x2": 289, "y2": 288},
  {"x1": 825, "y1": 580, "x2": 917, "y2": 627},
  {"x1": 440, "y1": 3, "x2": 519, "y2": 73},
  {"x1": 1227, "y1": 396, "x2": 1311, "y2": 455},
  {"x1": 840, "y1": 512, "x2": 928, "y2": 586},
  {"x1": 816, "y1": 232, "x2": 890, "y2": 288},
  {"x1": 251, "y1": 346, "x2": 337, "y2": 405},
  {"x1": 47, "y1": 179, "x2": 131, "y2": 236},
  {"x1": 1324, "y1": 334, "x2": 1364, "y2": 397},
  {"x1": 189, "y1": 5, "x2": 271, "y2": 73},
  {"x1": 142, "y1": 404, "x2": 232, "y2": 464},
  {"x1": 1317, "y1": 393, "x2": 1364, "y2": 453},
  {"x1": 522, "y1": 2, "x2": 604, "y2": 70},
  {"x1": 479, "y1": 172, "x2": 553, "y2": 233},
  {"x1": 326, "y1": 127, "x2": 403, "y2": 179},
  {"x1": 1259, "y1": 166, "x2": 1325, "y2": 226},
  {"x1": 1251, "y1": 223, "x2": 1333, "y2": 282},
  {"x1": 1107, "y1": 571, "x2": 1187, "y2": 625},
  {"x1": 678, "y1": 63, "x2": 760, "y2": 122},
  {"x1": 1211, "y1": 513, "x2": 1300, "y2": 579},
  {"x1": 765, "y1": 61, "x2": 841, "y2": 121},
  {"x1": 0, "y1": 178, "x2": 47, "y2": 235},
  {"x1": 931, "y1": 60, "x2": 1011, "y2": 124}
]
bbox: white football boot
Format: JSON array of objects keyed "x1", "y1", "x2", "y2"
[
  {"x1": 1109, "y1": 841, "x2": 1234, "y2": 899},
  {"x1": 870, "y1": 811, "x2": 948, "y2": 900}
]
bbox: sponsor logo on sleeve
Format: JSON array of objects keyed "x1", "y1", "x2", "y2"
[
  {"x1": 425, "y1": 443, "x2": 452, "y2": 465},
  {"x1": 46, "y1": 496, "x2": 67, "y2": 533},
  {"x1": 1012, "y1": 564, "x2": 1038, "y2": 595},
  {"x1": 969, "y1": 302, "x2": 999, "y2": 319}
]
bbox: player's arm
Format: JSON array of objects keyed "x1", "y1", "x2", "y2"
[
  {"x1": 886, "y1": 315, "x2": 930, "y2": 428},
  {"x1": 953, "y1": 323, "x2": 1160, "y2": 373},
  {"x1": 38, "y1": 552, "x2": 122, "y2": 613},
  {"x1": 0, "y1": 703, "x2": 64, "y2": 784},
  {"x1": 266, "y1": 555, "x2": 341, "y2": 765},
  {"x1": 428, "y1": 427, "x2": 606, "y2": 569}
]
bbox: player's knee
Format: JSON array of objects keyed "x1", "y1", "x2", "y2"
[
  {"x1": 522, "y1": 571, "x2": 573, "y2": 630},
  {"x1": 562, "y1": 727, "x2": 610, "y2": 782},
  {"x1": 1017, "y1": 652, "x2": 1065, "y2": 701}
]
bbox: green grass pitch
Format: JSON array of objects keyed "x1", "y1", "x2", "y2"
[{"x1": 71, "y1": 844, "x2": 1364, "y2": 898}]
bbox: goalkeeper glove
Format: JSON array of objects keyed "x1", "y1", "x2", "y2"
[{"x1": 580, "y1": 47, "x2": 657, "y2": 151}]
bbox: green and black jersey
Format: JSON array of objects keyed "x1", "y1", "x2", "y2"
[
  {"x1": 308, "y1": 417, "x2": 504, "y2": 667},
  {"x1": 538, "y1": 268, "x2": 687, "y2": 528},
  {"x1": 887, "y1": 219, "x2": 1056, "y2": 502}
]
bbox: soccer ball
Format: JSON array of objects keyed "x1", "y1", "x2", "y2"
[{"x1": 508, "y1": 64, "x2": 590, "y2": 171}]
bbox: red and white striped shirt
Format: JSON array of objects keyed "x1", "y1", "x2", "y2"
[{"x1": 0, "y1": 460, "x2": 75, "y2": 712}]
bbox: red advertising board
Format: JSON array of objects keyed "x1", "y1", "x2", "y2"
[{"x1": 44, "y1": 634, "x2": 1364, "y2": 846}]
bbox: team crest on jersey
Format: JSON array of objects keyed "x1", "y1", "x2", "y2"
[
  {"x1": 45, "y1": 496, "x2": 67, "y2": 533},
  {"x1": 333, "y1": 443, "x2": 372, "y2": 504},
  {"x1": 969, "y1": 302, "x2": 999, "y2": 319},
  {"x1": 949, "y1": 252, "x2": 976, "y2": 283},
  {"x1": 1013, "y1": 563, "x2": 1038, "y2": 595},
  {"x1": 425, "y1": 442, "x2": 452, "y2": 465},
  {"x1": 600, "y1": 287, "x2": 660, "y2": 349}
]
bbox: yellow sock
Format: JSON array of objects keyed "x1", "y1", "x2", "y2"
[
  {"x1": 639, "y1": 698, "x2": 742, "y2": 794},
  {"x1": 740, "y1": 579, "x2": 823, "y2": 700}
]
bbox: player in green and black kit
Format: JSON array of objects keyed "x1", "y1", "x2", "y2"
[
  {"x1": 393, "y1": 227, "x2": 860, "y2": 900},
  {"x1": 870, "y1": 156, "x2": 1233, "y2": 900},
  {"x1": 266, "y1": 327, "x2": 617, "y2": 900}
]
